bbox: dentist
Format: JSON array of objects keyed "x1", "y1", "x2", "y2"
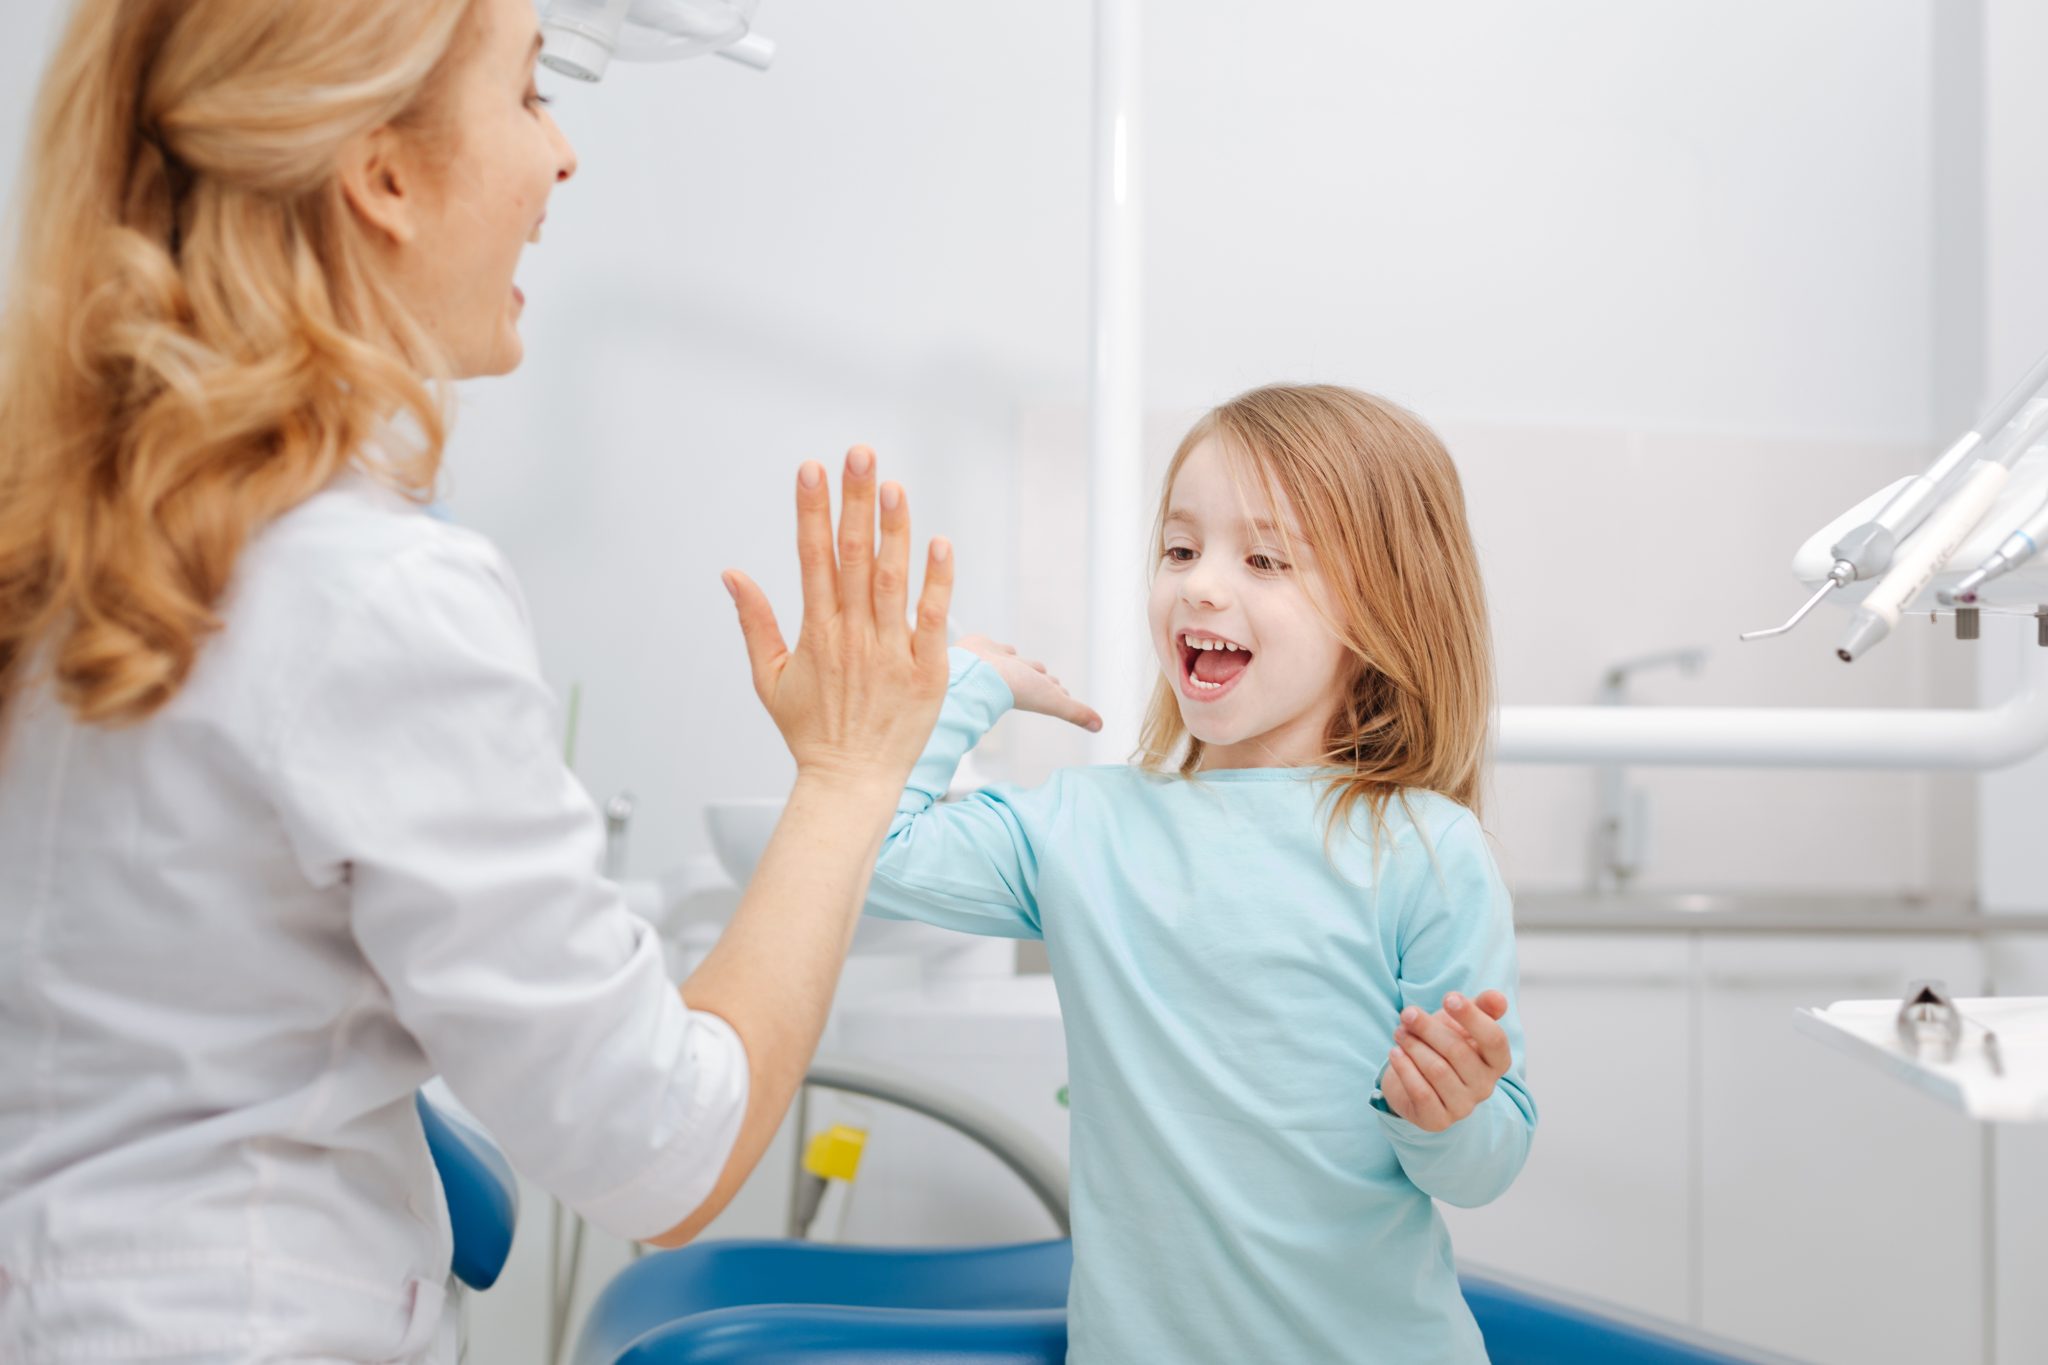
[{"x1": 0, "y1": 0, "x2": 952, "y2": 1359}]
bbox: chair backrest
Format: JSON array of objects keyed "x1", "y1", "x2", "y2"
[{"x1": 416, "y1": 1090, "x2": 520, "y2": 1291}]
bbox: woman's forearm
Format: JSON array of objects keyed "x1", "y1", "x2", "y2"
[{"x1": 648, "y1": 769, "x2": 899, "y2": 1245}]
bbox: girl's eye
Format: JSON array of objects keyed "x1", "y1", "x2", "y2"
[
  {"x1": 1249, "y1": 554, "x2": 1289, "y2": 573},
  {"x1": 1164, "y1": 546, "x2": 1196, "y2": 563}
]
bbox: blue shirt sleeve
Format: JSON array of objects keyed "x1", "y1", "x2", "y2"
[
  {"x1": 864, "y1": 647, "x2": 1054, "y2": 941},
  {"x1": 1370, "y1": 805, "x2": 1537, "y2": 1208}
]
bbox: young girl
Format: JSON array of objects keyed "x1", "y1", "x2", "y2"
[{"x1": 865, "y1": 384, "x2": 1533, "y2": 1363}]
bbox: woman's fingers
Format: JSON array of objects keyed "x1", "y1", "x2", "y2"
[
  {"x1": 874, "y1": 481, "x2": 911, "y2": 644},
  {"x1": 723, "y1": 570, "x2": 789, "y2": 701},
  {"x1": 913, "y1": 538, "x2": 955, "y2": 676},
  {"x1": 794, "y1": 462, "x2": 837, "y2": 628},
  {"x1": 1387, "y1": 1047, "x2": 1449, "y2": 1130},
  {"x1": 835, "y1": 447, "x2": 878, "y2": 627}
]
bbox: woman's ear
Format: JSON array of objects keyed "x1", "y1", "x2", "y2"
[{"x1": 338, "y1": 126, "x2": 417, "y2": 246}]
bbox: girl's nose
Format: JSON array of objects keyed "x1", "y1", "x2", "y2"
[{"x1": 1181, "y1": 564, "x2": 1228, "y2": 610}]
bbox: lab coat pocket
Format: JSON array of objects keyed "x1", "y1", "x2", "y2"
[{"x1": 380, "y1": 1275, "x2": 448, "y2": 1364}]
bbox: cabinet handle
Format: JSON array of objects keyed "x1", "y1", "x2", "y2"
[
  {"x1": 1518, "y1": 973, "x2": 1692, "y2": 988},
  {"x1": 1704, "y1": 973, "x2": 1916, "y2": 992}
]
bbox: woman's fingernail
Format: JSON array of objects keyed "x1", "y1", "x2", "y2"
[
  {"x1": 932, "y1": 537, "x2": 952, "y2": 562},
  {"x1": 1446, "y1": 993, "x2": 1466, "y2": 1010},
  {"x1": 880, "y1": 483, "x2": 902, "y2": 511},
  {"x1": 721, "y1": 573, "x2": 738, "y2": 601},
  {"x1": 849, "y1": 447, "x2": 874, "y2": 476},
  {"x1": 799, "y1": 463, "x2": 823, "y2": 489},
  {"x1": 1401, "y1": 1006, "x2": 1421, "y2": 1024}
]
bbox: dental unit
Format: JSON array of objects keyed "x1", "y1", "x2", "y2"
[{"x1": 1740, "y1": 344, "x2": 2048, "y2": 661}]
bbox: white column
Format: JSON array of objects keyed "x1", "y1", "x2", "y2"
[{"x1": 1086, "y1": 0, "x2": 1148, "y2": 762}]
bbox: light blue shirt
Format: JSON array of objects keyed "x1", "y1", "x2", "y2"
[{"x1": 866, "y1": 649, "x2": 1537, "y2": 1364}]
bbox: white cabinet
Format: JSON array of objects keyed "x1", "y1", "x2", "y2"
[
  {"x1": 1442, "y1": 934, "x2": 1695, "y2": 1323},
  {"x1": 1696, "y1": 935, "x2": 1988, "y2": 1365},
  {"x1": 1449, "y1": 927, "x2": 1994, "y2": 1365}
]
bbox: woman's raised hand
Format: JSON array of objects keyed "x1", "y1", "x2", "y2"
[
  {"x1": 723, "y1": 447, "x2": 954, "y2": 795},
  {"x1": 955, "y1": 634, "x2": 1102, "y2": 733}
]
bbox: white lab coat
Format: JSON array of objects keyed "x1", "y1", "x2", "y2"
[{"x1": 0, "y1": 470, "x2": 749, "y2": 1362}]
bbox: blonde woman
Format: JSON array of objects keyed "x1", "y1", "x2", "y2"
[
  {"x1": 0, "y1": 0, "x2": 953, "y2": 1358},
  {"x1": 866, "y1": 385, "x2": 1536, "y2": 1363}
]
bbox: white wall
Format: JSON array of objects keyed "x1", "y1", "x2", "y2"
[{"x1": 0, "y1": 1, "x2": 1974, "y2": 895}]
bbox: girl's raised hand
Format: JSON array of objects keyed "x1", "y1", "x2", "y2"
[
  {"x1": 723, "y1": 448, "x2": 955, "y2": 794},
  {"x1": 956, "y1": 633, "x2": 1103, "y2": 733},
  {"x1": 1380, "y1": 990, "x2": 1513, "y2": 1133}
]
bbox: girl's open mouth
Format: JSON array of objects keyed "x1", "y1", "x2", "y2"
[{"x1": 1178, "y1": 631, "x2": 1253, "y2": 702}]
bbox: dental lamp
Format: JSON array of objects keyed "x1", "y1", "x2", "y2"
[{"x1": 539, "y1": 0, "x2": 774, "y2": 82}]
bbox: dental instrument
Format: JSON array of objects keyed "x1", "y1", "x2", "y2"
[
  {"x1": 1896, "y1": 981, "x2": 1963, "y2": 1064},
  {"x1": 1744, "y1": 346, "x2": 2048, "y2": 643},
  {"x1": 540, "y1": 0, "x2": 774, "y2": 83},
  {"x1": 1943, "y1": 487, "x2": 2048, "y2": 606}
]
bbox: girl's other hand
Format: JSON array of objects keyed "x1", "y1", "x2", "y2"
[
  {"x1": 956, "y1": 634, "x2": 1103, "y2": 733},
  {"x1": 724, "y1": 449, "x2": 955, "y2": 795},
  {"x1": 1380, "y1": 990, "x2": 1512, "y2": 1133}
]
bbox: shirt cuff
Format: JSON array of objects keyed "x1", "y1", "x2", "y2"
[
  {"x1": 947, "y1": 647, "x2": 1016, "y2": 713},
  {"x1": 570, "y1": 1009, "x2": 751, "y2": 1241}
]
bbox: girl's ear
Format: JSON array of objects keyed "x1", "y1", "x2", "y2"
[{"x1": 338, "y1": 126, "x2": 418, "y2": 246}]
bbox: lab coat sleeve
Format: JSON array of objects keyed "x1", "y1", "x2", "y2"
[
  {"x1": 1370, "y1": 807, "x2": 1538, "y2": 1208},
  {"x1": 864, "y1": 647, "x2": 1054, "y2": 940},
  {"x1": 271, "y1": 533, "x2": 748, "y2": 1242}
]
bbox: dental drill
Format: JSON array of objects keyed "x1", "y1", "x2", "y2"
[
  {"x1": 1744, "y1": 344, "x2": 2048, "y2": 644},
  {"x1": 1834, "y1": 395, "x2": 2048, "y2": 661},
  {"x1": 1943, "y1": 484, "x2": 2048, "y2": 607}
]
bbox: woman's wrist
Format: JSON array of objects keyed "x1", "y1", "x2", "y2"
[{"x1": 790, "y1": 762, "x2": 905, "y2": 808}]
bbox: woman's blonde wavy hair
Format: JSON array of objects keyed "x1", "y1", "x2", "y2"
[
  {"x1": 0, "y1": 0, "x2": 477, "y2": 731},
  {"x1": 1136, "y1": 384, "x2": 1495, "y2": 839}
]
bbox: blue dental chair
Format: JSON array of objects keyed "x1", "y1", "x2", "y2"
[{"x1": 416, "y1": 1080, "x2": 1791, "y2": 1365}]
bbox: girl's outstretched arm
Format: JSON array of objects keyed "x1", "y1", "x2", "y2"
[{"x1": 863, "y1": 644, "x2": 1085, "y2": 940}]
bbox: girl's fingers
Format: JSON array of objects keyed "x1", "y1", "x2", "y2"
[
  {"x1": 874, "y1": 481, "x2": 911, "y2": 645},
  {"x1": 1396, "y1": 1027, "x2": 1469, "y2": 1102},
  {"x1": 1380, "y1": 1061, "x2": 1414, "y2": 1122},
  {"x1": 1026, "y1": 659, "x2": 1047, "y2": 673},
  {"x1": 912, "y1": 539, "x2": 955, "y2": 675},
  {"x1": 1057, "y1": 695, "x2": 1105, "y2": 733},
  {"x1": 1400, "y1": 1006, "x2": 1488, "y2": 1089},
  {"x1": 794, "y1": 462, "x2": 838, "y2": 627},
  {"x1": 835, "y1": 447, "x2": 878, "y2": 627},
  {"x1": 1445, "y1": 992, "x2": 1514, "y2": 1074},
  {"x1": 1388, "y1": 1048, "x2": 1449, "y2": 1130}
]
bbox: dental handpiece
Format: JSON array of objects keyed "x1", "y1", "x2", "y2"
[
  {"x1": 1944, "y1": 490, "x2": 2048, "y2": 605},
  {"x1": 1836, "y1": 457, "x2": 2011, "y2": 662},
  {"x1": 1834, "y1": 348, "x2": 2048, "y2": 577}
]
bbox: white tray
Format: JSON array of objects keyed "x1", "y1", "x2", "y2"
[{"x1": 1794, "y1": 995, "x2": 2048, "y2": 1123}]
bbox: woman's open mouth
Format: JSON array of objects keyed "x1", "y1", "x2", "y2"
[{"x1": 1178, "y1": 630, "x2": 1253, "y2": 702}]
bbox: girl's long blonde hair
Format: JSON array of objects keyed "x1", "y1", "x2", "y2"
[
  {"x1": 1137, "y1": 384, "x2": 1494, "y2": 836},
  {"x1": 0, "y1": 0, "x2": 476, "y2": 731}
]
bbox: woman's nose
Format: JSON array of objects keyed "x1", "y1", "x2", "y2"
[{"x1": 552, "y1": 123, "x2": 579, "y2": 183}]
